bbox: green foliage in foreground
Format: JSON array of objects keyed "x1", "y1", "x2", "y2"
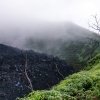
[{"x1": 17, "y1": 54, "x2": 100, "y2": 100}]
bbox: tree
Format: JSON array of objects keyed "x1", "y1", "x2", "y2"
[
  {"x1": 88, "y1": 14, "x2": 100, "y2": 34},
  {"x1": 24, "y1": 51, "x2": 33, "y2": 91}
]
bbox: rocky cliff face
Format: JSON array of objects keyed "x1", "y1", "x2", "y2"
[{"x1": 0, "y1": 44, "x2": 74, "y2": 100}]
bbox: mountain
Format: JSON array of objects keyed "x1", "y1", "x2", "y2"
[
  {"x1": 18, "y1": 53, "x2": 100, "y2": 100},
  {"x1": 0, "y1": 44, "x2": 74, "y2": 100},
  {"x1": 23, "y1": 22, "x2": 100, "y2": 71},
  {"x1": 0, "y1": 22, "x2": 100, "y2": 100},
  {"x1": 0, "y1": 21, "x2": 100, "y2": 69}
]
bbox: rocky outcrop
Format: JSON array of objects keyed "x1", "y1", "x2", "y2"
[{"x1": 0, "y1": 44, "x2": 74, "y2": 100}]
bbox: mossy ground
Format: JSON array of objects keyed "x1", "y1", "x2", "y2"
[{"x1": 17, "y1": 54, "x2": 100, "y2": 100}]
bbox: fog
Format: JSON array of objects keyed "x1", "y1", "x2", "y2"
[{"x1": 0, "y1": 0, "x2": 100, "y2": 49}]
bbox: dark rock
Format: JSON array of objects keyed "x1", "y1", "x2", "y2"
[{"x1": 0, "y1": 44, "x2": 74, "y2": 100}]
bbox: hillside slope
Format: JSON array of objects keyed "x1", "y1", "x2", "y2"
[
  {"x1": 0, "y1": 44, "x2": 74, "y2": 100},
  {"x1": 18, "y1": 54, "x2": 100, "y2": 100},
  {"x1": 0, "y1": 22, "x2": 100, "y2": 71},
  {"x1": 24, "y1": 22, "x2": 100, "y2": 71}
]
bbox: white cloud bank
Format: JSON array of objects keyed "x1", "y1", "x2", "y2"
[{"x1": 0, "y1": 0, "x2": 100, "y2": 29}]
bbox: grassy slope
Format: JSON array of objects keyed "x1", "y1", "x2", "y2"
[{"x1": 17, "y1": 54, "x2": 100, "y2": 100}]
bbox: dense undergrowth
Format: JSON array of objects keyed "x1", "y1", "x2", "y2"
[{"x1": 17, "y1": 54, "x2": 100, "y2": 100}]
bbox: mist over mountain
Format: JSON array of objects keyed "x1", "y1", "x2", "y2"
[
  {"x1": 0, "y1": 21, "x2": 95, "y2": 49},
  {"x1": 21, "y1": 22, "x2": 100, "y2": 71},
  {"x1": 0, "y1": 21, "x2": 100, "y2": 71}
]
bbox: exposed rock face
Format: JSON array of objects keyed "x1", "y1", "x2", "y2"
[{"x1": 0, "y1": 44, "x2": 74, "y2": 100}]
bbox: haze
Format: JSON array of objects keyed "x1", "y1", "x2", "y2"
[
  {"x1": 0, "y1": 0, "x2": 100, "y2": 48},
  {"x1": 0, "y1": 0, "x2": 100, "y2": 27}
]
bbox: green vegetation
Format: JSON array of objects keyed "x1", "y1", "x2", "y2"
[
  {"x1": 25, "y1": 33, "x2": 100, "y2": 72},
  {"x1": 58, "y1": 37, "x2": 100, "y2": 71},
  {"x1": 17, "y1": 54, "x2": 100, "y2": 100},
  {"x1": 85, "y1": 54, "x2": 100, "y2": 70}
]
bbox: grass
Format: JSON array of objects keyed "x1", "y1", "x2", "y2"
[{"x1": 17, "y1": 54, "x2": 100, "y2": 100}]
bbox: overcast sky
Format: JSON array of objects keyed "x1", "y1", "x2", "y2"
[{"x1": 0, "y1": 0, "x2": 100, "y2": 29}]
